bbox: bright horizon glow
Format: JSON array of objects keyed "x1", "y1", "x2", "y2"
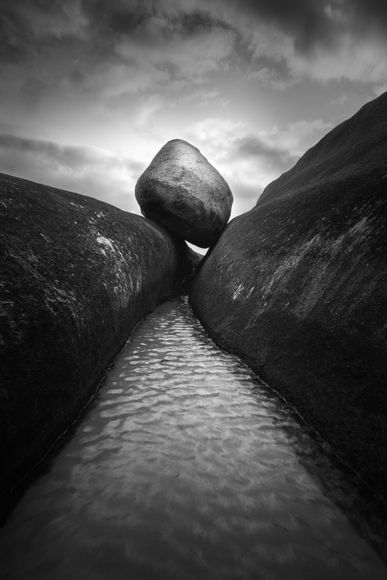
[{"x1": 1, "y1": 1, "x2": 387, "y2": 226}]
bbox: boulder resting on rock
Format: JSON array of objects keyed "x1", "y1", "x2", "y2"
[
  {"x1": 190, "y1": 92, "x2": 387, "y2": 501},
  {"x1": 0, "y1": 172, "x2": 195, "y2": 508},
  {"x1": 135, "y1": 139, "x2": 233, "y2": 248}
]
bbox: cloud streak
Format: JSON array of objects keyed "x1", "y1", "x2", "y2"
[
  {"x1": 0, "y1": 133, "x2": 143, "y2": 211},
  {"x1": 233, "y1": 135, "x2": 297, "y2": 172}
]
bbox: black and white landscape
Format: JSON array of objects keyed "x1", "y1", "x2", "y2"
[{"x1": 0, "y1": 2, "x2": 387, "y2": 579}]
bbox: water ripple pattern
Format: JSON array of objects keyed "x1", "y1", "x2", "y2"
[{"x1": 0, "y1": 297, "x2": 385, "y2": 579}]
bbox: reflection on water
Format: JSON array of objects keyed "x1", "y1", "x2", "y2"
[{"x1": 0, "y1": 297, "x2": 386, "y2": 580}]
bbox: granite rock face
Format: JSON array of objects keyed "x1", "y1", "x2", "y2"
[
  {"x1": 135, "y1": 139, "x2": 233, "y2": 248},
  {"x1": 190, "y1": 92, "x2": 387, "y2": 499},
  {"x1": 0, "y1": 172, "x2": 194, "y2": 505}
]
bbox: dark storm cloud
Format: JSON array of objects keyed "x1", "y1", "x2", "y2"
[
  {"x1": 349, "y1": 0, "x2": 387, "y2": 28},
  {"x1": 1, "y1": 0, "x2": 387, "y2": 62},
  {"x1": 0, "y1": 3, "x2": 41, "y2": 63},
  {"x1": 0, "y1": 133, "x2": 142, "y2": 173},
  {"x1": 2, "y1": 0, "x2": 387, "y2": 84},
  {"x1": 81, "y1": 0, "x2": 230, "y2": 35},
  {"x1": 75, "y1": 2, "x2": 237, "y2": 93},
  {"x1": 80, "y1": 0, "x2": 152, "y2": 37},
  {"x1": 234, "y1": 135, "x2": 297, "y2": 172},
  {"x1": 0, "y1": 1, "x2": 235, "y2": 93},
  {"x1": 0, "y1": 10, "x2": 24, "y2": 63},
  {"x1": 79, "y1": 0, "x2": 231, "y2": 53},
  {"x1": 224, "y1": 0, "x2": 334, "y2": 52},
  {"x1": 79, "y1": 0, "x2": 327, "y2": 52},
  {"x1": 0, "y1": 1, "x2": 84, "y2": 62},
  {"x1": 220, "y1": 0, "x2": 387, "y2": 51},
  {"x1": 0, "y1": 133, "x2": 98, "y2": 169},
  {"x1": 178, "y1": 10, "x2": 232, "y2": 35}
]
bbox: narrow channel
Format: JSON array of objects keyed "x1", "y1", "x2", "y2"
[{"x1": 0, "y1": 297, "x2": 386, "y2": 580}]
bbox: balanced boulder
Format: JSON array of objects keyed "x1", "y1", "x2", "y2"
[
  {"x1": 190, "y1": 91, "x2": 387, "y2": 500},
  {"x1": 135, "y1": 139, "x2": 233, "y2": 248}
]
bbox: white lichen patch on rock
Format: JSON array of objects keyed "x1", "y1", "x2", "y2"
[
  {"x1": 96, "y1": 235, "x2": 115, "y2": 254},
  {"x1": 247, "y1": 217, "x2": 379, "y2": 321},
  {"x1": 232, "y1": 282, "x2": 244, "y2": 301},
  {"x1": 350, "y1": 216, "x2": 369, "y2": 235},
  {"x1": 292, "y1": 263, "x2": 330, "y2": 318},
  {"x1": 230, "y1": 281, "x2": 256, "y2": 302},
  {"x1": 260, "y1": 235, "x2": 321, "y2": 302},
  {"x1": 245, "y1": 286, "x2": 255, "y2": 299},
  {"x1": 331, "y1": 216, "x2": 372, "y2": 255},
  {"x1": 95, "y1": 232, "x2": 142, "y2": 310},
  {"x1": 69, "y1": 201, "x2": 85, "y2": 209}
]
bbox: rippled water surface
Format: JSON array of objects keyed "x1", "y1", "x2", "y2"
[{"x1": 1, "y1": 297, "x2": 386, "y2": 579}]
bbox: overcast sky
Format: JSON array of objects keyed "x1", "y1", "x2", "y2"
[{"x1": 1, "y1": 0, "x2": 387, "y2": 218}]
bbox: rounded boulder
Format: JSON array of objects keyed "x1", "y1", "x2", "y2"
[{"x1": 135, "y1": 139, "x2": 233, "y2": 248}]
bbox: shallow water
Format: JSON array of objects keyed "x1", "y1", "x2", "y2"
[{"x1": 0, "y1": 297, "x2": 386, "y2": 580}]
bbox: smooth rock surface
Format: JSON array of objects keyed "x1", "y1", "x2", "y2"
[
  {"x1": 0, "y1": 172, "x2": 194, "y2": 505},
  {"x1": 190, "y1": 92, "x2": 387, "y2": 500},
  {"x1": 135, "y1": 139, "x2": 233, "y2": 248}
]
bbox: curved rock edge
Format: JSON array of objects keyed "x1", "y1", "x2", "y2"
[{"x1": 0, "y1": 172, "x2": 197, "y2": 512}]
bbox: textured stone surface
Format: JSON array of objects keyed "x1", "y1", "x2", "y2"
[
  {"x1": 0, "y1": 172, "x2": 194, "y2": 504},
  {"x1": 190, "y1": 92, "x2": 387, "y2": 500},
  {"x1": 135, "y1": 139, "x2": 233, "y2": 248}
]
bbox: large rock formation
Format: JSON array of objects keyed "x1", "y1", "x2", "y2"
[
  {"x1": 0, "y1": 172, "x2": 194, "y2": 506},
  {"x1": 190, "y1": 92, "x2": 387, "y2": 499},
  {"x1": 135, "y1": 139, "x2": 233, "y2": 248}
]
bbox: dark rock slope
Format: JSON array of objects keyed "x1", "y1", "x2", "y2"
[
  {"x1": 0, "y1": 172, "x2": 193, "y2": 503},
  {"x1": 136, "y1": 139, "x2": 233, "y2": 248},
  {"x1": 190, "y1": 92, "x2": 387, "y2": 499}
]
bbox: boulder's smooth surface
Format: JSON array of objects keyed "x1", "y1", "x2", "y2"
[
  {"x1": 0, "y1": 172, "x2": 194, "y2": 504},
  {"x1": 190, "y1": 92, "x2": 387, "y2": 499},
  {"x1": 135, "y1": 139, "x2": 233, "y2": 248}
]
